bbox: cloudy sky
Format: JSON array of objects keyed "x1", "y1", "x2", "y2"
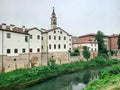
[{"x1": 0, "y1": 0, "x2": 120, "y2": 36}]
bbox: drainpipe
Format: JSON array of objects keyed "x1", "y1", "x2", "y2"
[
  {"x1": 28, "y1": 35, "x2": 30, "y2": 68},
  {"x1": 2, "y1": 30, "x2": 4, "y2": 72},
  {"x1": 47, "y1": 34, "x2": 48, "y2": 64}
]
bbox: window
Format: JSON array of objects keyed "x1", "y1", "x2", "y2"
[
  {"x1": 54, "y1": 36, "x2": 56, "y2": 40},
  {"x1": 22, "y1": 48, "x2": 26, "y2": 53},
  {"x1": 91, "y1": 48, "x2": 93, "y2": 52},
  {"x1": 91, "y1": 44, "x2": 93, "y2": 46},
  {"x1": 37, "y1": 35, "x2": 40, "y2": 39},
  {"x1": 69, "y1": 43, "x2": 71, "y2": 46},
  {"x1": 54, "y1": 30, "x2": 56, "y2": 33},
  {"x1": 41, "y1": 45, "x2": 43, "y2": 49},
  {"x1": 30, "y1": 35, "x2": 32, "y2": 39},
  {"x1": 49, "y1": 44, "x2": 51, "y2": 49},
  {"x1": 64, "y1": 44, "x2": 66, "y2": 49},
  {"x1": 69, "y1": 39, "x2": 71, "y2": 41},
  {"x1": 7, "y1": 49, "x2": 11, "y2": 54},
  {"x1": 58, "y1": 44, "x2": 60, "y2": 49},
  {"x1": 95, "y1": 48, "x2": 96, "y2": 52},
  {"x1": 41, "y1": 37, "x2": 43, "y2": 40},
  {"x1": 95, "y1": 44, "x2": 96, "y2": 46},
  {"x1": 14, "y1": 49, "x2": 18, "y2": 53},
  {"x1": 60, "y1": 31, "x2": 62, "y2": 34},
  {"x1": 54, "y1": 44, "x2": 56, "y2": 49},
  {"x1": 25, "y1": 36, "x2": 28, "y2": 42},
  {"x1": 59, "y1": 36, "x2": 61, "y2": 40},
  {"x1": 7, "y1": 33, "x2": 11, "y2": 38},
  {"x1": 37, "y1": 48, "x2": 40, "y2": 52},
  {"x1": 29, "y1": 48, "x2": 32, "y2": 52},
  {"x1": 64, "y1": 37, "x2": 66, "y2": 40},
  {"x1": 49, "y1": 35, "x2": 51, "y2": 40}
]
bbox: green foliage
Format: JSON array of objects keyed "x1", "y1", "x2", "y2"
[
  {"x1": 83, "y1": 70, "x2": 91, "y2": 84},
  {"x1": 110, "y1": 50, "x2": 115, "y2": 56},
  {"x1": 70, "y1": 52, "x2": 78, "y2": 56},
  {"x1": 118, "y1": 34, "x2": 120, "y2": 49},
  {"x1": 0, "y1": 56, "x2": 120, "y2": 89},
  {"x1": 82, "y1": 46, "x2": 91, "y2": 61},
  {"x1": 48, "y1": 58, "x2": 58, "y2": 69},
  {"x1": 70, "y1": 48, "x2": 79, "y2": 56},
  {"x1": 83, "y1": 63, "x2": 120, "y2": 90},
  {"x1": 95, "y1": 31, "x2": 108, "y2": 56},
  {"x1": 74, "y1": 48, "x2": 79, "y2": 53}
]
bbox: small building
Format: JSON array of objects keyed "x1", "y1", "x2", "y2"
[{"x1": 73, "y1": 40, "x2": 98, "y2": 58}]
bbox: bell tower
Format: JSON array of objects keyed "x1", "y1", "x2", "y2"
[{"x1": 51, "y1": 7, "x2": 57, "y2": 29}]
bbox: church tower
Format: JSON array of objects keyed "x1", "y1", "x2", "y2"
[{"x1": 51, "y1": 7, "x2": 57, "y2": 29}]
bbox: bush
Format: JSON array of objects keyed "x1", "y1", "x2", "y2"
[{"x1": 70, "y1": 48, "x2": 79, "y2": 56}]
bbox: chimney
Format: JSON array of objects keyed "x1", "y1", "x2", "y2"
[
  {"x1": 10, "y1": 24, "x2": 15, "y2": 31},
  {"x1": 2, "y1": 23, "x2": 6, "y2": 29},
  {"x1": 22, "y1": 26, "x2": 26, "y2": 32}
]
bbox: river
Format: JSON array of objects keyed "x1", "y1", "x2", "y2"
[{"x1": 20, "y1": 66, "x2": 106, "y2": 90}]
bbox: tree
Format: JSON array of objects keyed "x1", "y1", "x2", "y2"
[
  {"x1": 95, "y1": 31, "x2": 107, "y2": 56},
  {"x1": 117, "y1": 34, "x2": 120, "y2": 49},
  {"x1": 70, "y1": 48, "x2": 79, "y2": 56},
  {"x1": 82, "y1": 46, "x2": 91, "y2": 61}
]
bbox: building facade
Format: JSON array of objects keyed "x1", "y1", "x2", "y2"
[
  {"x1": 0, "y1": 24, "x2": 30, "y2": 72},
  {"x1": 0, "y1": 8, "x2": 72, "y2": 72},
  {"x1": 73, "y1": 33, "x2": 119, "y2": 58}
]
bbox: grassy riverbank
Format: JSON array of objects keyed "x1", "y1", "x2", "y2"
[
  {"x1": 0, "y1": 56, "x2": 119, "y2": 90},
  {"x1": 83, "y1": 63, "x2": 120, "y2": 90}
]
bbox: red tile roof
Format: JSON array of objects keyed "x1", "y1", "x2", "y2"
[
  {"x1": 79, "y1": 33, "x2": 109, "y2": 38},
  {"x1": 0, "y1": 24, "x2": 28, "y2": 35}
]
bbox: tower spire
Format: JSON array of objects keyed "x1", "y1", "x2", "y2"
[
  {"x1": 52, "y1": 7, "x2": 56, "y2": 16},
  {"x1": 51, "y1": 7, "x2": 57, "y2": 29}
]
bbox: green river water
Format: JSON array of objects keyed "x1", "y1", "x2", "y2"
[{"x1": 20, "y1": 66, "x2": 107, "y2": 90}]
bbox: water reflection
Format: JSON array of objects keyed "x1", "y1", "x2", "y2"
[{"x1": 21, "y1": 67, "x2": 102, "y2": 90}]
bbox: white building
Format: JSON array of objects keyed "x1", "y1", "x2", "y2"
[
  {"x1": 0, "y1": 7, "x2": 72, "y2": 72},
  {"x1": 41, "y1": 7, "x2": 72, "y2": 64},
  {"x1": 41, "y1": 27, "x2": 72, "y2": 64},
  {"x1": 73, "y1": 40, "x2": 98, "y2": 58},
  {"x1": 0, "y1": 23, "x2": 30, "y2": 72}
]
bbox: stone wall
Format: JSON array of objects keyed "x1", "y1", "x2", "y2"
[
  {"x1": 48, "y1": 52, "x2": 69, "y2": 64},
  {"x1": 0, "y1": 53, "x2": 41, "y2": 72},
  {"x1": 70, "y1": 56, "x2": 81, "y2": 62}
]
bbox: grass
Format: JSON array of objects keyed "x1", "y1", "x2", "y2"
[
  {"x1": 83, "y1": 64, "x2": 120, "y2": 90},
  {"x1": 0, "y1": 56, "x2": 120, "y2": 90}
]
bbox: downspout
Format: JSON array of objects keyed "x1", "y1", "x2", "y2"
[
  {"x1": 2, "y1": 30, "x2": 4, "y2": 72},
  {"x1": 47, "y1": 34, "x2": 48, "y2": 64},
  {"x1": 28, "y1": 35, "x2": 30, "y2": 68}
]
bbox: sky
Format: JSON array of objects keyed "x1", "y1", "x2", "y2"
[{"x1": 0, "y1": 0, "x2": 120, "y2": 36}]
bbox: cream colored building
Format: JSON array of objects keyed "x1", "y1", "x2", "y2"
[{"x1": 0, "y1": 7, "x2": 72, "y2": 72}]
